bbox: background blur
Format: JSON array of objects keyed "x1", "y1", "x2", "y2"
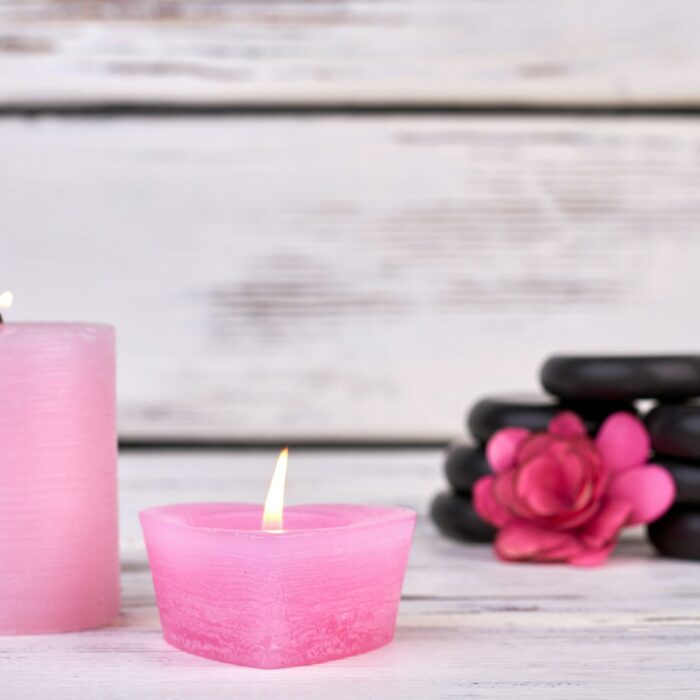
[{"x1": 3, "y1": 0, "x2": 700, "y2": 444}]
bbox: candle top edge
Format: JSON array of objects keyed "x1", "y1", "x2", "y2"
[
  {"x1": 0, "y1": 322, "x2": 115, "y2": 341},
  {"x1": 140, "y1": 502, "x2": 416, "y2": 536}
]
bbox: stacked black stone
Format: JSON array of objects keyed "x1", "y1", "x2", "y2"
[
  {"x1": 430, "y1": 392, "x2": 633, "y2": 543},
  {"x1": 542, "y1": 355, "x2": 700, "y2": 561},
  {"x1": 645, "y1": 404, "x2": 700, "y2": 560},
  {"x1": 430, "y1": 441, "x2": 496, "y2": 542}
]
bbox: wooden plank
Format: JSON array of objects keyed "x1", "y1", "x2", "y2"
[
  {"x1": 3, "y1": 449, "x2": 699, "y2": 699},
  {"x1": 2, "y1": 0, "x2": 700, "y2": 107},
  {"x1": 4, "y1": 115, "x2": 700, "y2": 439}
]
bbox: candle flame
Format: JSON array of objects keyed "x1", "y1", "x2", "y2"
[
  {"x1": 0, "y1": 291, "x2": 13, "y2": 310},
  {"x1": 262, "y1": 448, "x2": 289, "y2": 531}
]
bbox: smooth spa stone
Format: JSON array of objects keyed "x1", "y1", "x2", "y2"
[
  {"x1": 653, "y1": 456, "x2": 700, "y2": 505},
  {"x1": 467, "y1": 393, "x2": 633, "y2": 443},
  {"x1": 647, "y1": 505, "x2": 700, "y2": 561},
  {"x1": 140, "y1": 503, "x2": 416, "y2": 669},
  {"x1": 646, "y1": 403, "x2": 700, "y2": 460},
  {"x1": 0, "y1": 323, "x2": 119, "y2": 634},
  {"x1": 430, "y1": 491, "x2": 496, "y2": 543},
  {"x1": 444, "y1": 442, "x2": 492, "y2": 495},
  {"x1": 541, "y1": 355, "x2": 700, "y2": 401}
]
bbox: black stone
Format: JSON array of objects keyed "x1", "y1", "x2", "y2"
[
  {"x1": 430, "y1": 491, "x2": 496, "y2": 543},
  {"x1": 467, "y1": 393, "x2": 633, "y2": 443},
  {"x1": 541, "y1": 355, "x2": 700, "y2": 401},
  {"x1": 647, "y1": 505, "x2": 700, "y2": 561},
  {"x1": 653, "y1": 455, "x2": 700, "y2": 505},
  {"x1": 444, "y1": 443, "x2": 492, "y2": 495},
  {"x1": 646, "y1": 403, "x2": 700, "y2": 460}
]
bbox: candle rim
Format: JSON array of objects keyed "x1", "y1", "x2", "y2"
[{"x1": 140, "y1": 502, "x2": 416, "y2": 537}]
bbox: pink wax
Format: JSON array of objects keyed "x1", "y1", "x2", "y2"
[
  {"x1": 141, "y1": 503, "x2": 416, "y2": 668},
  {"x1": 0, "y1": 323, "x2": 119, "y2": 634}
]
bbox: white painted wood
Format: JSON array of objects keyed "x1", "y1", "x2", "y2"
[
  {"x1": 2, "y1": 449, "x2": 698, "y2": 699},
  {"x1": 2, "y1": 1, "x2": 700, "y2": 107},
  {"x1": 4, "y1": 116, "x2": 700, "y2": 439}
]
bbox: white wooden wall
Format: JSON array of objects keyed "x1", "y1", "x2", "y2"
[
  {"x1": 3, "y1": 0, "x2": 700, "y2": 107},
  {"x1": 2, "y1": 1, "x2": 700, "y2": 441}
]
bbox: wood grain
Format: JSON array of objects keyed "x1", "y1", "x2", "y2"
[
  {"x1": 4, "y1": 116, "x2": 700, "y2": 439},
  {"x1": 2, "y1": 449, "x2": 698, "y2": 699},
  {"x1": 2, "y1": 0, "x2": 700, "y2": 108}
]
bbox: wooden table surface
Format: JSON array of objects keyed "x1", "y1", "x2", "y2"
[{"x1": 2, "y1": 449, "x2": 699, "y2": 699}]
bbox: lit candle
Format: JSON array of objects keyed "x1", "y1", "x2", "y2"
[
  {"x1": 0, "y1": 295, "x2": 119, "y2": 634},
  {"x1": 140, "y1": 449, "x2": 416, "y2": 668}
]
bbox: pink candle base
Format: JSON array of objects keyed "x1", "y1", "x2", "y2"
[{"x1": 140, "y1": 503, "x2": 415, "y2": 668}]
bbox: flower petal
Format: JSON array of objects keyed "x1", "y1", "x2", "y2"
[
  {"x1": 493, "y1": 469, "x2": 534, "y2": 519},
  {"x1": 516, "y1": 454, "x2": 577, "y2": 517},
  {"x1": 548, "y1": 411, "x2": 587, "y2": 439},
  {"x1": 541, "y1": 536, "x2": 587, "y2": 562},
  {"x1": 580, "y1": 499, "x2": 632, "y2": 549},
  {"x1": 473, "y1": 476, "x2": 512, "y2": 527},
  {"x1": 486, "y1": 427, "x2": 530, "y2": 472},
  {"x1": 516, "y1": 433, "x2": 553, "y2": 464},
  {"x1": 595, "y1": 412, "x2": 650, "y2": 473},
  {"x1": 494, "y1": 522, "x2": 583, "y2": 562},
  {"x1": 607, "y1": 465, "x2": 676, "y2": 525},
  {"x1": 569, "y1": 543, "x2": 616, "y2": 567}
]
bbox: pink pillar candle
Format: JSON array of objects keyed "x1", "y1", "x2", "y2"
[
  {"x1": 141, "y1": 503, "x2": 416, "y2": 668},
  {"x1": 0, "y1": 323, "x2": 119, "y2": 634}
]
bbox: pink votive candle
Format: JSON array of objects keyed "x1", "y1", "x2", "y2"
[
  {"x1": 141, "y1": 503, "x2": 416, "y2": 668},
  {"x1": 0, "y1": 323, "x2": 119, "y2": 634}
]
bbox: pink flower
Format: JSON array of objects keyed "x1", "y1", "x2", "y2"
[{"x1": 473, "y1": 411, "x2": 675, "y2": 567}]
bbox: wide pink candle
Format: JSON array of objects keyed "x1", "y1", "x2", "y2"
[
  {"x1": 141, "y1": 503, "x2": 415, "y2": 668},
  {"x1": 0, "y1": 323, "x2": 119, "y2": 634}
]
